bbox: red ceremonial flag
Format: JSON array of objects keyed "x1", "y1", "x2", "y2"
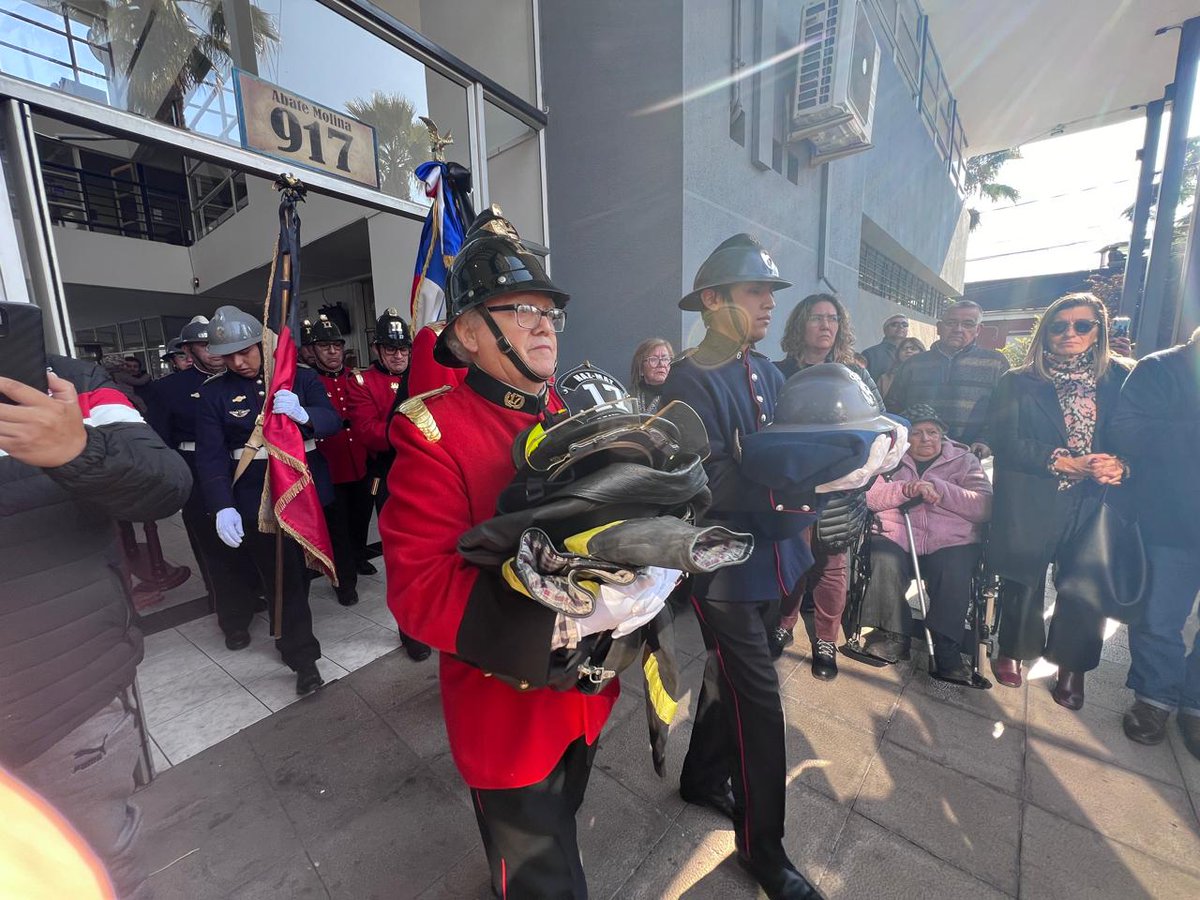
[{"x1": 258, "y1": 176, "x2": 336, "y2": 583}]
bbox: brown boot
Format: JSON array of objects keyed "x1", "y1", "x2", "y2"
[{"x1": 991, "y1": 656, "x2": 1022, "y2": 688}]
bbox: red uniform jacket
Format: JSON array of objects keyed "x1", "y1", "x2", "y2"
[
  {"x1": 380, "y1": 367, "x2": 617, "y2": 790},
  {"x1": 347, "y1": 362, "x2": 405, "y2": 456},
  {"x1": 407, "y1": 324, "x2": 467, "y2": 396},
  {"x1": 315, "y1": 367, "x2": 367, "y2": 484}
]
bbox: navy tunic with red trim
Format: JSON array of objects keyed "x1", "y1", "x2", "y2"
[{"x1": 659, "y1": 331, "x2": 815, "y2": 601}]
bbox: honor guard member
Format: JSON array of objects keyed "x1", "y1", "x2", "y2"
[
  {"x1": 661, "y1": 234, "x2": 824, "y2": 900},
  {"x1": 381, "y1": 211, "x2": 672, "y2": 898},
  {"x1": 194, "y1": 306, "x2": 340, "y2": 695},
  {"x1": 298, "y1": 319, "x2": 318, "y2": 367},
  {"x1": 346, "y1": 309, "x2": 431, "y2": 662},
  {"x1": 347, "y1": 308, "x2": 413, "y2": 505},
  {"x1": 161, "y1": 337, "x2": 193, "y2": 372},
  {"x1": 306, "y1": 315, "x2": 373, "y2": 605},
  {"x1": 146, "y1": 316, "x2": 260, "y2": 648}
]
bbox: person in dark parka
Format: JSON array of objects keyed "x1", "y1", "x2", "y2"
[
  {"x1": 987, "y1": 293, "x2": 1131, "y2": 710},
  {"x1": 1, "y1": 351, "x2": 191, "y2": 900},
  {"x1": 1110, "y1": 328, "x2": 1200, "y2": 755}
]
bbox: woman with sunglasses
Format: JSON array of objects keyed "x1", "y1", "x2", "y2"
[
  {"x1": 986, "y1": 293, "x2": 1133, "y2": 709},
  {"x1": 629, "y1": 337, "x2": 674, "y2": 413}
]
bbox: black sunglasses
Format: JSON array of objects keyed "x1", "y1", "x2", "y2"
[{"x1": 1048, "y1": 319, "x2": 1099, "y2": 336}]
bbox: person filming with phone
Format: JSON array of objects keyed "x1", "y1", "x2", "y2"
[{"x1": 0, "y1": 301, "x2": 192, "y2": 899}]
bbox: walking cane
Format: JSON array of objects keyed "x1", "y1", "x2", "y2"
[{"x1": 899, "y1": 498, "x2": 938, "y2": 667}]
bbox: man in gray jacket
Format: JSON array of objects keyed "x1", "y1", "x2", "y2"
[{"x1": 0, "y1": 353, "x2": 192, "y2": 899}]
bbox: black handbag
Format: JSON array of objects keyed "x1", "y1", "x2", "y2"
[{"x1": 1054, "y1": 486, "x2": 1148, "y2": 624}]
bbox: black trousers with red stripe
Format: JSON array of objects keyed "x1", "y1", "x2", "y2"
[
  {"x1": 680, "y1": 596, "x2": 789, "y2": 869},
  {"x1": 470, "y1": 736, "x2": 596, "y2": 899}
]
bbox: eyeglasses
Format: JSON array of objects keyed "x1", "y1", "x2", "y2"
[
  {"x1": 487, "y1": 303, "x2": 567, "y2": 332},
  {"x1": 1048, "y1": 319, "x2": 1099, "y2": 336},
  {"x1": 940, "y1": 319, "x2": 979, "y2": 330},
  {"x1": 807, "y1": 314, "x2": 840, "y2": 325},
  {"x1": 644, "y1": 356, "x2": 672, "y2": 367}
]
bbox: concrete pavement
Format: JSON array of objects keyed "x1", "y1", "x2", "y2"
[{"x1": 137, "y1": 610, "x2": 1200, "y2": 899}]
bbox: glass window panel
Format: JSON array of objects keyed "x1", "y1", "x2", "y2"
[
  {"x1": 371, "y1": 0, "x2": 537, "y2": 103},
  {"x1": 485, "y1": 100, "x2": 543, "y2": 244},
  {"x1": 1, "y1": 2, "x2": 64, "y2": 30},
  {"x1": 119, "y1": 320, "x2": 144, "y2": 349},
  {"x1": 143, "y1": 317, "x2": 164, "y2": 344},
  {"x1": 248, "y1": 0, "x2": 471, "y2": 203}
]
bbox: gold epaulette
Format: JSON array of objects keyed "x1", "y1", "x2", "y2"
[
  {"x1": 354, "y1": 371, "x2": 364, "y2": 386},
  {"x1": 398, "y1": 385, "x2": 452, "y2": 443}
]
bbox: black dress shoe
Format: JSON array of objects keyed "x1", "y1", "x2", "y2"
[
  {"x1": 1178, "y1": 713, "x2": 1200, "y2": 761},
  {"x1": 932, "y1": 634, "x2": 972, "y2": 684},
  {"x1": 812, "y1": 639, "x2": 838, "y2": 681},
  {"x1": 736, "y1": 855, "x2": 826, "y2": 900},
  {"x1": 679, "y1": 784, "x2": 736, "y2": 821},
  {"x1": 769, "y1": 627, "x2": 794, "y2": 660},
  {"x1": 860, "y1": 629, "x2": 910, "y2": 664},
  {"x1": 224, "y1": 629, "x2": 251, "y2": 651},
  {"x1": 295, "y1": 662, "x2": 324, "y2": 696},
  {"x1": 355, "y1": 559, "x2": 378, "y2": 576},
  {"x1": 336, "y1": 588, "x2": 359, "y2": 607},
  {"x1": 404, "y1": 638, "x2": 432, "y2": 662},
  {"x1": 1123, "y1": 700, "x2": 1170, "y2": 745}
]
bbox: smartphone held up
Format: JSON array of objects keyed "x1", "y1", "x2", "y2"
[{"x1": 0, "y1": 301, "x2": 49, "y2": 403}]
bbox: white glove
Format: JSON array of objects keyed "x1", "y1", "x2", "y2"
[
  {"x1": 272, "y1": 389, "x2": 309, "y2": 424},
  {"x1": 575, "y1": 566, "x2": 682, "y2": 640},
  {"x1": 816, "y1": 425, "x2": 910, "y2": 493},
  {"x1": 215, "y1": 507, "x2": 244, "y2": 548}
]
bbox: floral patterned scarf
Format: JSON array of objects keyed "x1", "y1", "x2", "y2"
[{"x1": 1047, "y1": 350, "x2": 1098, "y2": 490}]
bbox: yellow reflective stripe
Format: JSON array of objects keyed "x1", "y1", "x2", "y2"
[
  {"x1": 562, "y1": 520, "x2": 626, "y2": 555},
  {"x1": 523, "y1": 423, "x2": 548, "y2": 462},
  {"x1": 501, "y1": 559, "x2": 532, "y2": 598},
  {"x1": 643, "y1": 652, "x2": 678, "y2": 725}
]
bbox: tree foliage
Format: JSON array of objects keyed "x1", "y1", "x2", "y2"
[
  {"x1": 345, "y1": 92, "x2": 429, "y2": 202},
  {"x1": 964, "y1": 149, "x2": 1022, "y2": 231},
  {"x1": 85, "y1": 0, "x2": 279, "y2": 123}
]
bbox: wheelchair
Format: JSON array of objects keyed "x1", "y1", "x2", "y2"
[{"x1": 839, "y1": 505, "x2": 998, "y2": 690}]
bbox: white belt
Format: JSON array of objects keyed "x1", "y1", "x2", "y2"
[
  {"x1": 231, "y1": 439, "x2": 316, "y2": 460},
  {"x1": 177, "y1": 441, "x2": 196, "y2": 452}
]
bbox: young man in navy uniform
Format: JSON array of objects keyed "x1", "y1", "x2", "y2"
[
  {"x1": 194, "y1": 306, "x2": 340, "y2": 695},
  {"x1": 346, "y1": 309, "x2": 431, "y2": 661},
  {"x1": 661, "y1": 234, "x2": 824, "y2": 900},
  {"x1": 381, "y1": 211, "x2": 674, "y2": 898},
  {"x1": 305, "y1": 315, "x2": 373, "y2": 606},
  {"x1": 146, "y1": 315, "x2": 259, "y2": 649}
]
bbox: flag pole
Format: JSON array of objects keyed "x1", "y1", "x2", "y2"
[{"x1": 271, "y1": 248, "x2": 293, "y2": 640}]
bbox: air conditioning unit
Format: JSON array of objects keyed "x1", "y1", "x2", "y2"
[{"x1": 789, "y1": 0, "x2": 880, "y2": 164}]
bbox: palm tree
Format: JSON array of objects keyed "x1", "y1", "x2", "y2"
[
  {"x1": 964, "y1": 148, "x2": 1022, "y2": 231},
  {"x1": 85, "y1": 0, "x2": 279, "y2": 126},
  {"x1": 344, "y1": 92, "x2": 429, "y2": 201}
]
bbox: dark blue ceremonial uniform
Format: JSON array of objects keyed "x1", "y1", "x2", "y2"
[
  {"x1": 145, "y1": 367, "x2": 258, "y2": 623},
  {"x1": 661, "y1": 328, "x2": 816, "y2": 876},
  {"x1": 194, "y1": 366, "x2": 338, "y2": 667}
]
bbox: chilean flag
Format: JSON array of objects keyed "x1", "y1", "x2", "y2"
[
  {"x1": 409, "y1": 160, "x2": 471, "y2": 330},
  {"x1": 259, "y1": 183, "x2": 336, "y2": 584}
]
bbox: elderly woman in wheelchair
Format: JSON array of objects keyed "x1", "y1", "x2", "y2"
[{"x1": 855, "y1": 405, "x2": 993, "y2": 683}]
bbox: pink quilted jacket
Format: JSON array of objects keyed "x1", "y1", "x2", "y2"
[{"x1": 866, "y1": 441, "x2": 992, "y2": 556}]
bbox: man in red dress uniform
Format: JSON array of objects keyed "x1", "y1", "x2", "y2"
[
  {"x1": 347, "y1": 308, "x2": 430, "y2": 661},
  {"x1": 306, "y1": 315, "x2": 372, "y2": 605},
  {"x1": 381, "y1": 212, "x2": 672, "y2": 897}
]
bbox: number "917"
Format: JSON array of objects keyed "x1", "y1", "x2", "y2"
[{"x1": 270, "y1": 107, "x2": 353, "y2": 171}]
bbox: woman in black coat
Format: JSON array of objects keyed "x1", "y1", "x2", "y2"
[{"x1": 987, "y1": 293, "x2": 1132, "y2": 709}]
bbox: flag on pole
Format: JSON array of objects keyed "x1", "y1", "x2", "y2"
[
  {"x1": 409, "y1": 160, "x2": 473, "y2": 330},
  {"x1": 259, "y1": 176, "x2": 336, "y2": 583}
]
